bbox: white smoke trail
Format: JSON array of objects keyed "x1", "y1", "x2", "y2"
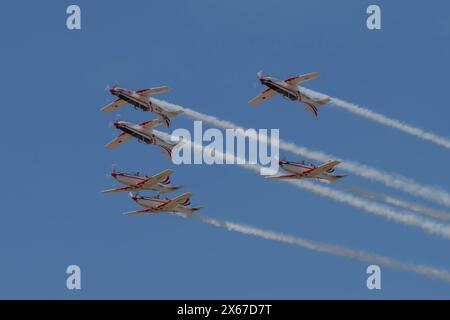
[
  {"x1": 154, "y1": 98, "x2": 450, "y2": 208},
  {"x1": 176, "y1": 213, "x2": 450, "y2": 283},
  {"x1": 155, "y1": 131, "x2": 450, "y2": 240},
  {"x1": 343, "y1": 186, "x2": 450, "y2": 222},
  {"x1": 299, "y1": 87, "x2": 450, "y2": 149}
]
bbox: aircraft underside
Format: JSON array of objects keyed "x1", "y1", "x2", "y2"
[
  {"x1": 118, "y1": 94, "x2": 150, "y2": 111},
  {"x1": 120, "y1": 127, "x2": 153, "y2": 144},
  {"x1": 265, "y1": 82, "x2": 299, "y2": 101}
]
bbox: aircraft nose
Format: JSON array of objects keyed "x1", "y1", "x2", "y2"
[
  {"x1": 278, "y1": 160, "x2": 285, "y2": 165},
  {"x1": 113, "y1": 121, "x2": 120, "y2": 127},
  {"x1": 132, "y1": 195, "x2": 138, "y2": 201},
  {"x1": 111, "y1": 172, "x2": 117, "y2": 178}
]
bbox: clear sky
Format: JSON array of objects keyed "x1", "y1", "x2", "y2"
[{"x1": 1, "y1": 0, "x2": 450, "y2": 299}]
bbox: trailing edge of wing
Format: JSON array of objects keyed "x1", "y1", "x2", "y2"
[
  {"x1": 285, "y1": 72, "x2": 320, "y2": 86},
  {"x1": 248, "y1": 89, "x2": 276, "y2": 106},
  {"x1": 304, "y1": 161, "x2": 341, "y2": 177},
  {"x1": 100, "y1": 99, "x2": 127, "y2": 112},
  {"x1": 101, "y1": 186, "x2": 135, "y2": 193},
  {"x1": 123, "y1": 208, "x2": 159, "y2": 215},
  {"x1": 136, "y1": 86, "x2": 170, "y2": 97},
  {"x1": 266, "y1": 173, "x2": 300, "y2": 180},
  {"x1": 105, "y1": 133, "x2": 132, "y2": 150}
]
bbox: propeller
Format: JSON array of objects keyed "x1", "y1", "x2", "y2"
[
  {"x1": 129, "y1": 191, "x2": 140, "y2": 200},
  {"x1": 108, "y1": 114, "x2": 122, "y2": 128},
  {"x1": 105, "y1": 80, "x2": 119, "y2": 92},
  {"x1": 252, "y1": 71, "x2": 264, "y2": 88},
  {"x1": 106, "y1": 164, "x2": 118, "y2": 180}
]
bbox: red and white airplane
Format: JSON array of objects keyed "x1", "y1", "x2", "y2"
[
  {"x1": 102, "y1": 168, "x2": 183, "y2": 194},
  {"x1": 124, "y1": 192, "x2": 203, "y2": 215},
  {"x1": 101, "y1": 86, "x2": 183, "y2": 127},
  {"x1": 105, "y1": 118, "x2": 182, "y2": 159},
  {"x1": 249, "y1": 72, "x2": 331, "y2": 117},
  {"x1": 268, "y1": 159, "x2": 347, "y2": 183}
]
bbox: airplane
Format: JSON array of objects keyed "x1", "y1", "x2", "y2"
[
  {"x1": 102, "y1": 168, "x2": 183, "y2": 194},
  {"x1": 101, "y1": 86, "x2": 183, "y2": 127},
  {"x1": 105, "y1": 118, "x2": 182, "y2": 159},
  {"x1": 249, "y1": 72, "x2": 331, "y2": 117},
  {"x1": 124, "y1": 192, "x2": 203, "y2": 215},
  {"x1": 268, "y1": 159, "x2": 348, "y2": 183}
]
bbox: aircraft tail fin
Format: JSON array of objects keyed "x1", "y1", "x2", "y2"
[
  {"x1": 188, "y1": 206, "x2": 204, "y2": 213},
  {"x1": 160, "y1": 184, "x2": 184, "y2": 193},
  {"x1": 304, "y1": 98, "x2": 331, "y2": 118},
  {"x1": 176, "y1": 206, "x2": 204, "y2": 215},
  {"x1": 325, "y1": 174, "x2": 348, "y2": 183},
  {"x1": 157, "y1": 138, "x2": 184, "y2": 160},
  {"x1": 314, "y1": 97, "x2": 331, "y2": 107},
  {"x1": 159, "y1": 110, "x2": 183, "y2": 128}
]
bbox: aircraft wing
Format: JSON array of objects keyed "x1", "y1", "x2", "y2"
[
  {"x1": 100, "y1": 99, "x2": 127, "y2": 112},
  {"x1": 157, "y1": 192, "x2": 193, "y2": 212},
  {"x1": 266, "y1": 173, "x2": 301, "y2": 180},
  {"x1": 248, "y1": 89, "x2": 277, "y2": 106},
  {"x1": 123, "y1": 208, "x2": 160, "y2": 215},
  {"x1": 139, "y1": 118, "x2": 164, "y2": 129},
  {"x1": 284, "y1": 72, "x2": 320, "y2": 86},
  {"x1": 101, "y1": 186, "x2": 136, "y2": 193},
  {"x1": 105, "y1": 133, "x2": 132, "y2": 150},
  {"x1": 302, "y1": 160, "x2": 341, "y2": 177},
  {"x1": 137, "y1": 169, "x2": 174, "y2": 188},
  {"x1": 136, "y1": 86, "x2": 170, "y2": 97}
]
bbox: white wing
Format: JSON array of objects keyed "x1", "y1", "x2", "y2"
[
  {"x1": 302, "y1": 160, "x2": 341, "y2": 177},
  {"x1": 284, "y1": 72, "x2": 320, "y2": 86},
  {"x1": 100, "y1": 99, "x2": 127, "y2": 112},
  {"x1": 137, "y1": 169, "x2": 174, "y2": 188},
  {"x1": 105, "y1": 133, "x2": 132, "y2": 150},
  {"x1": 136, "y1": 86, "x2": 170, "y2": 97},
  {"x1": 157, "y1": 192, "x2": 193, "y2": 212},
  {"x1": 248, "y1": 89, "x2": 277, "y2": 106},
  {"x1": 139, "y1": 118, "x2": 164, "y2": 129}
]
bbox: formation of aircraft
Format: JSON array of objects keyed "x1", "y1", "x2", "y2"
[
  {"x1": 105, "y1": 119, "x2": 182, "y2": 159},
  {"x1": 102, "y1": 168, "x2": 183, "y2": 194},
  {"x1": 249, "y1": 72, "x2": 331, "y2": 118},
  {"x1": 101, "y1": 74, "x2": 347, "y2": 216},
  {"x1": 102, "y1": 166, "x2": 202, "y2": 215},
  {"x1": 101, "y1": 86, "x2": 183, "y2": 127},
  {"x1": 268, "y1": 159, "x2": 347, "y2": 183},
  {"x1": 125, "y1": 192, "x2": 203, "y2": 215},
  {"x1": 101, "y1": 84, "x2": 202, "y2": 215}
]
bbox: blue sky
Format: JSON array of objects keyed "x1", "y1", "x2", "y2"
[{"x1": 1, "y1": 0, "x2": 450, "y2": 299}]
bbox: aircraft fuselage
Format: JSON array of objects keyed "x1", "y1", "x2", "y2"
[
  {"x1": 111, "y1": 172, "x2": 177, "y2": 193},
  {"x1": 260, "y1": 77, "x2": 302, "y2": 102},
  {"x1": 279, "y1": 160, "x2": 335, "y2": 180},
  {"x1": 112, "y1": 89, "x2": 166, "y2": 116},
  {"x1": 114, "y1": 122, "x2": 155, "y2": 144}
]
